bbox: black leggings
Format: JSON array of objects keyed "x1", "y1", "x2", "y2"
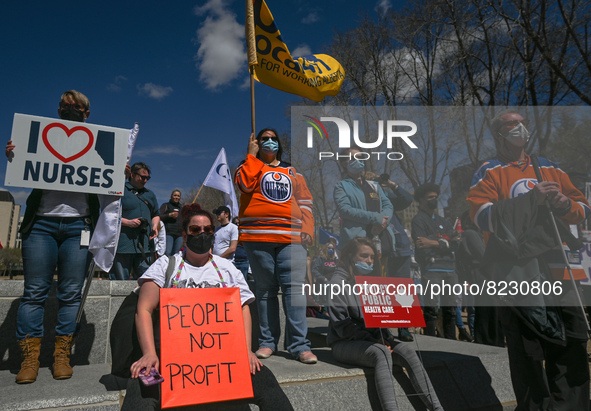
[{"x1": 121, "y1": 365, "x2": 293, "y2": 411}]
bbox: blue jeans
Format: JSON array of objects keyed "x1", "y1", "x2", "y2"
[
  {"x1": 165, "y1": 235, "x2": 183, "y2": 256},
  {"x1": 17, "y1": 217, "x2": 91, "y2": 339},
  {"x1": 233, "y1": 260, "x2": 250, "y2": 282},
  {"x1": 456, "y1": 294, "x2": 475, "y2": 335},
  {"x1": 243, "y1": 242, "x2": 310, "y2": 357}
]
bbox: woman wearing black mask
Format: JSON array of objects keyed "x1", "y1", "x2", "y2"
[{"x1": 124, "y1": 204, "x2": 293, "y2": 410}]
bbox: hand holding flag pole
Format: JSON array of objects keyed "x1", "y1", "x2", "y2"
[{"x1": 531, "y1": 156, "x2": 590, "y2": 335}]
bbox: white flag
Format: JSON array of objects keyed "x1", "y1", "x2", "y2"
[
  {"x1": 202, "y1": 148, "x2": 239, "y2": 218},
  {"x1": 90, "y1": 123, "x2": 139, "y2": 272},
  {"x1": 127, "y1": 122, "x2": 139, "y2": 163}
]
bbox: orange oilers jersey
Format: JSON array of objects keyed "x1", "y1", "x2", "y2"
[
  {"x1": 234, "y1": 154, "x2": 314, "y2": 243},
  {"x1": 467, "y1": 155, "x2": 591, "y2": 280}
]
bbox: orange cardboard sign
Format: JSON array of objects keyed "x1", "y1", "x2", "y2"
[{"x1": 159, "y1": 288, "x2": 253, "y2": 409}]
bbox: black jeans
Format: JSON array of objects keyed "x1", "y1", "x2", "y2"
[
  {"x1": 121, "y1": 365, "x2": 293, "y2": 411},
  {"x1": 421, "y1": 271, "x2": 458, "y2": 339}
]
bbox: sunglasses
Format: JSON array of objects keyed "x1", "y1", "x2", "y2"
[
  {"x1": 187, "y1": 224, "x2": 215, "y2": 235},
  {"x1": 260, "y1": 136, "x2": 278, "y2": 142},
  {"x1": 135, "y1": 174, "x2": 151, "y2": 181}
]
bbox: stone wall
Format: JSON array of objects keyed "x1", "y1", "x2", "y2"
[{"x1": 0, "y1": 280, "x2": 137, "y2": 371}]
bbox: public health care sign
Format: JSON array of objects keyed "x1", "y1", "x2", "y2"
[
  {"x1": 356, "y1": 277, "x2": 426, "y2": 328},
  {"x1": 5, "y1": 114, "x2": 128, "y2": 195},
  {"x1": 159, "y1": 288, "x2": 253, "y2": 409}
]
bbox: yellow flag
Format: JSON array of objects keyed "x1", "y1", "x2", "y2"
[{"x1": 245, "y1": 0, "x2": 345, "y2": 102}]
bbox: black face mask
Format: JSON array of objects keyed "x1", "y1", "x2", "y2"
[
  {"x1": 426, "y1": 199, "x2": 438, "y2": 210},
  {"x1": 186, "y1": 233, "x2": 214, "y2": 255},
  {"x1": 60, "y1": 107, "x2": 85, "y2": 122}
]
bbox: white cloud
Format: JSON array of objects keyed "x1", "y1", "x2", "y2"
[
  {"x1": 239, "y1": 75, "x2": 250, "y2": 90},
  {"x1": 137, "y1": 83, "x2": 173, "y2": 100},
  {"x1": 292, "y1": 45, "x2": 312, "y2": 58},
  {"x1": 301, "y1": 12, "x2": 319, "y2": 25},
  {"x1": 107, "y1": 75, "x2": 128, "y2": 92},
  {"x1": 375, "y1": 0, "x2": 392, "y2": 13},
  {"x1": 194, "y1": 0, "x2": 245, "y2": 90}
]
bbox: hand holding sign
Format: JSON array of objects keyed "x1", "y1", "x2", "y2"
[
  {"x1": 6, "y1": 114, "x2": 128, "y2": 195},
  {"x1": 5, "y1": 140, "x2": 15, "y2": 159}
]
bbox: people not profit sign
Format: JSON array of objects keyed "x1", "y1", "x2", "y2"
[
  {"x1": 5, "y1": 114, "x2": 128, "y2": 195},
  {"x1": 355, "y1": 276, "x2": 426, "y2": 328},
  {"x1": 159, "y1": 288, "x2": 253, "y2": 409}
]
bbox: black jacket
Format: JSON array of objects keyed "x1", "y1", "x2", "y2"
[
  {"x1": 159, "y1": 201, "x2": 183, "y2": 237},
  {"x1": 483, "y1": 190, "x2": 587, "y2": 343},
  {"x1": 327, "y1": 267, "x2": 392, "y2": 346},
  {"x1": 411, "y1": 209, "x2": 457, "y2": 272}
]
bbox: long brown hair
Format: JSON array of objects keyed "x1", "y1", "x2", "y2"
[{"x1": 338, "y1": 237, "x2": 377, "y2": 277}]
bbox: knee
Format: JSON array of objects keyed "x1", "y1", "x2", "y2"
[
  {"x1": 391, "y1": 342, "x2": 418, "y2": 361},
  {"x1": 367, "y1": 343, "x2": 394, "y2": 366}
]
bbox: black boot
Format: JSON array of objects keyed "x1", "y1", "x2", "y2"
[
  {"x1": 443, "y1": 319, "x2": 457, "y2": 340},
  {"x1": 424, "y1": 321, "x2": 437, "y2": 336},
  {"x1": 458, "y1": 327, "x2": 474, "y2": 342}
]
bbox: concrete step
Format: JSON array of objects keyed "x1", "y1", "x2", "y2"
[{"x1": 0, "y1": 334, "x2": 516, "y2": 411}]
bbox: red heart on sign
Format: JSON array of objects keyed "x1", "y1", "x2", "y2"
[{"x1": 42, "y1": 122, "x2": 95, "y2": 163}]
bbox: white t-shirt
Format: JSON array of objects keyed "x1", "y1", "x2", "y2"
[
  {"x1": 212, "y1": 223, "x2": 239, "y2": 260},
  {"x1": 37, "y1": 190, "x2": 89, "y2": 217},
  {"x1": 138, "y1": 253, "x2": 254, "y2": 306}
]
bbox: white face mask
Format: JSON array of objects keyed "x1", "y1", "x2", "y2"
[{"x1": 504, "y1": 122, "x2": 530, "y2": 147}]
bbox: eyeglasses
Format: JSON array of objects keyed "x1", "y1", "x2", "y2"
[
  {"x1": 135, "y1": 174, "x2": 151, "y2": 181},
  {"x1": 260, "y1": 136, "x2": 278, "y2": 142},
  {"x1": 187, "y1": 224, "x2": 215, "y2": 235}
]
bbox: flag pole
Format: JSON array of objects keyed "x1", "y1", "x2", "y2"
[
  {"x1": 250, "y1": 66, "x2": 256, "y2": 135},
  {"x1": 246, "y1": 0, "x2": 256, "y2": 135},
  {"x1": 192, "y1": 184, "x2": 204, "y2": 204}
]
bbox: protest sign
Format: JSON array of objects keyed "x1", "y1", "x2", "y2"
[
  {"x1": 355, "y1": 276, "x2": 425, "y2": 328},
  {"x1": 5, "y1": 114, "x2": 127, "y2": 195},
  {"x1": 159, "y1": 288, "x2": 253, "y2": 409}
]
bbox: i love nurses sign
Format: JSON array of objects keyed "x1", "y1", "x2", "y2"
[{"x1": 5, "y1": 114, "x2": 128, "y2": 196}]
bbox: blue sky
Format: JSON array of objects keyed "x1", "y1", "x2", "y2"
[{"x1": 0, "y1": 0, "x2": 404, "y2": 208}]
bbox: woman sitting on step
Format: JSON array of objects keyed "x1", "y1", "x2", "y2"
[{"x1": 327, "y1": 237, "x2": 444, "y2": 411}]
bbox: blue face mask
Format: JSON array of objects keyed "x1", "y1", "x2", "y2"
[
  {"x1": 347, "y1": 159, "x2": 365, "y2": 175},
  {"x1": 261, "y1": 139, "x2": 279, "y2": 155},
  {"x1": 327, "y1": 248, "x2": 335, "y2": 256},
  {"x1": 354, "y1": 261, "x2": 374, "y2": 275}
]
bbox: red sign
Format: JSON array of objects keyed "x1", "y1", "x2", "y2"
[
  {"x1": 355, "y1": 276, "x2": 425, "y2": 328},
  {"x1": 159, "y1": 288, "x2": 253, "y2": 409}
]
